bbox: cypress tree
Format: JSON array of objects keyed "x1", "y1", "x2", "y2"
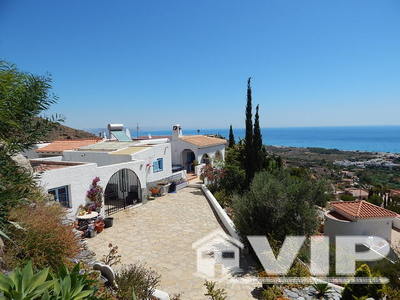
[
  {"x1": 228, "y1": 125, "x2": 235, "y2": 147},
  {"x1": 244, "y1": 77, "x2": 255, "y2": 184},
  {"x1": 253, "y1": 104, "x2": 263, "y2": 171}
]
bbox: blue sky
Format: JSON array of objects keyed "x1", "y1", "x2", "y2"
[{"x1": 1, "y1": 0, "x2": 400, "y2": 130}]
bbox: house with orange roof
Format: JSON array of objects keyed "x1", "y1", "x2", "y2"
[
  {"x1": 324, "y1": 200, "x2": 398, "y2": 242},
  {"x1": 35, "y1": 138, "x2": 102, "y2": 157},
  {"x1": 170, "y1": 124, "x2": 226, "y2": 173}
]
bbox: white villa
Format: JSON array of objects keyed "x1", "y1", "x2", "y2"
[{"x1": 28, "y1": 124, "x2": 226, "y2": 216}]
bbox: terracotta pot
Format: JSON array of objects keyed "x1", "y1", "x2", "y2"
[{"x1": 95, "y1": 221, "x2": 105, "y2": 233}]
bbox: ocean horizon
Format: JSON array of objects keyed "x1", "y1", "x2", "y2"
[{"x1": 88, "y1": 125, "x2": 400, "y2": 154}]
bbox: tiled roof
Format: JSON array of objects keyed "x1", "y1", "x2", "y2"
[
  {"x1": 330, "y1": 200, "x2": 398, "y2": 219},
  {"x1": 180, "y1": 135, "x2": 227, "y2": 148},
  {"x1": 36, "y1": 139, "x2": 101, "y2": 153}
]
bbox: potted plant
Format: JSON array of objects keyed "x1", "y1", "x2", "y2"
[{"x1": 95, "y1": 219, "x2": 105, "y2": 233}]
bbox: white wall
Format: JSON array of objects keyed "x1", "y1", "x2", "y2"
[
  {"x1": 36, "y1": 163, "x2": 98, "y2": 216},
  {"x1": 171, "y1": 139, "x2": 226, "y2": 166},
  {"x1": 393, "y1": 217, "x2": 400, "y2": 230},
  {"x1": 196, "y1": 239, "x2": 240, "y2": 278},
  {"x1": 197, "y1": 145, "x2": 225, "y2": 165},
  {"x1": 201, "y1": 185, "x2": 241, "y2": 241},
  {"x1": 63, "y1": 150, "x2": 132, "y2": 166},
  {"x1": 35, "y1": 145, "x2": 173, "y2": 216},
  {"x1": 36, "y1": 159, "x2": 148, "y2": 217},
  {"x1": 21, "y1": 143, "x2": 50, "y2": 159},
  {"x1": 131, "y1": 143, "x2": 172, "y2": 183},
  {"x1": 171, "y1": 139, "x2": 199, "y2": 165},
  {"x1": 324, "y1": 212, "x2": 394, "y2": 242}
]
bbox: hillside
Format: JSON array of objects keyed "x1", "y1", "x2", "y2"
[{"x1": 43, "y1": 123, "x2": 98, "y2": 142}]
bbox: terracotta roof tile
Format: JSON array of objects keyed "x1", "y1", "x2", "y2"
[
  {"x1": 330, "y1": 200, "x2": 398, "y2": 219},
  {"x1": 179, "y1": 135, "x2": 227, "y2": 148},
  {"x1": 36, "y1": 139, "x2": 101, "y2": 153}
]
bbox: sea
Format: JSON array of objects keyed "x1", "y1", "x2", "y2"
[{"x1": 88, "y1": 126, "x2": 400, "y2": 154}]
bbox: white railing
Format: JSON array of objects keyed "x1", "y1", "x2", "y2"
[{"x1": 201, "y1": 184, "x2": 240, "y2": 241}]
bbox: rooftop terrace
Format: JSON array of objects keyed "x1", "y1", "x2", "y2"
[{"x1": 30, "y1": 160, "x2": 84, "y2": 172}]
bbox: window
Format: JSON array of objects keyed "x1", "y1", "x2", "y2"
[
  {"x1": 48, "y1": 186, "x2": 70, "y2": 208},
  {"x1": 222, "y1": 251, "x2": 235, "y2": 259},
  {"x1": 153, "y1": 158, "x2": 163, "y2": 173}
]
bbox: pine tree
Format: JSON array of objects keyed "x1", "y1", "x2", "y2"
[
  {"x1": 244, "y1": 77, "x2": 255, "y2": 184},
  {"x1": 253, "y1": 104, "x2": 263, "y2": 171},
  {"x1": 228, "y1": 125, "x2": 235, "y2": 147}
]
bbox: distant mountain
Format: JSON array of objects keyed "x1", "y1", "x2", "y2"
[{"x1": 43, "y1": 123, "x2": 99, "y2": 141}]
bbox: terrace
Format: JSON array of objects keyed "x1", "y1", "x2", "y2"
[{"x1": 86, "y1": 187, "x2": 258, "y2": 299}]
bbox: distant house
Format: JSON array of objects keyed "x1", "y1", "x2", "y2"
[
  {"x1": 344, "y1": 188, "x2": 369, "y2": 200},
  {"x1": 324, "y1": 200, "x2": 398, "y2": 242},
  {"x1": 390, "y1": 189, "x2": 400, "y2": 198},
  {"x1": 170, "y1": 124, "x2": 227, "y2": 172}
]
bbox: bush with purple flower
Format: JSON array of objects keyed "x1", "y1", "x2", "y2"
[{"x1": 86, "y1": 176, "x2": 103, "y2": 209}]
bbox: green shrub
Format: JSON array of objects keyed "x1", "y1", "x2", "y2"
[
  {"x1": 287, "y1": 261, "x2": 310, "y2": 278},
  {"x1": 261, "y1": 285, "x2": 283, "y2": 300},
  {"x1": 368, "y1": 194, "x2": 382, "y2": 206},
  {"x1": 383, "y1": 286, "x2": 400, "y2": 300},
  {"x1": 115, "y1": 263, "x2": 160, "y2": 300},
  {"x1": 341, "y1": 264, "x2": 383, "y2": 300},
  {"x1": 340, "y1": 194, "x2": 356, "y2": 201},
  {"x1": 213, "y1": 190, "x2": 233, "y2": 208},
  {"x1": 312, "y1": 283, "x2": 332, "y2": 299},
  {"x1": 233, "y1": 170, "x2": 322, "y2": 242},
  {"x1": 204, "y1": 281, "x2": 227, "y2": 300}
]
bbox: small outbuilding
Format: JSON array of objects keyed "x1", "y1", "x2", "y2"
[{"x1": 324, "y1": 200, "x2": 398, "y2": 243}]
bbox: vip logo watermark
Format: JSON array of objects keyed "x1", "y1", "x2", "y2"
[{"x1": 192, "y1": 231, "x2": 390, "y2": 285}]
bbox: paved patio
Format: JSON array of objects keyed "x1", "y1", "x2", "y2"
[{"x1": 86, "y1": 187, "x2": 259, "y2": 299}]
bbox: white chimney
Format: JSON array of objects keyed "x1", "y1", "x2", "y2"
[{"x1": 172, "y1": 124, "x2": 182, "y2": 140}]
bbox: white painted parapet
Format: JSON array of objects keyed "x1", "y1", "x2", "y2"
[
  {"x1": 393, "y1": 217, "x2": 400, "y2": 230},
  {"x1": 201, "y1": 184, "x2": 240, "y2": 241}
]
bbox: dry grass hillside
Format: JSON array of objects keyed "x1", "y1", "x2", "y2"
[{"x1": 43, "y1": 123, "x2": 98, "y2": 142}]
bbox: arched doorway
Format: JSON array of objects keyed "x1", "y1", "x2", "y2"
[
  {"x1": 182, "y1": 149, "x2": 195, "y2": 172},
  {"x1": 104, "y1": 168, "x2": 141, "y2": 215},
  {"x1": 201, "y1": 153, "x2": 211, "y2": 165},
  {"x1": 215, "y1": 150, "x2": 223, "y2": 161}
]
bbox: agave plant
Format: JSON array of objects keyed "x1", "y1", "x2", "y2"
[
  {"x1": 312, "y1": 282, "x2": 332, "y2": 299},
  {"x1": 46, "y1": 263, "x2": 95, "y2": 300},
  {"x1": 0, "y1": 261, "x2": 54, "y2": 299}
]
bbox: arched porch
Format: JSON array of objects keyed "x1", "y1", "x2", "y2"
[
  {"x1": 181, "y1": 149, "x2": 196, "y2": 172},
  {"x1": 104, "y1": 168, "x2": 141, "y2": 215}
]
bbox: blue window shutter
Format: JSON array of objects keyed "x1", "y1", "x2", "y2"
[
  {"x1": 158, "y1": 158, "x2": 163, "y2": 171},
  {"x1": 153, "y1": 161, "x2": 158, "y2": 172}
]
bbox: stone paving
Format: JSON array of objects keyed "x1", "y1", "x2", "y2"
[{"x1": 86, "y1": 187, "x2": 259, "y2": 299}]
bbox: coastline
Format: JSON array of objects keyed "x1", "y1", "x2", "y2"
[{"x1": 87, "y1": 126, "x2": 400, "y2": 154}]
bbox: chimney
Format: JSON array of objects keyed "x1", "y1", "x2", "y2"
[{"x1": 172, "y1": 124, "x2": 182, "y2": 140}]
